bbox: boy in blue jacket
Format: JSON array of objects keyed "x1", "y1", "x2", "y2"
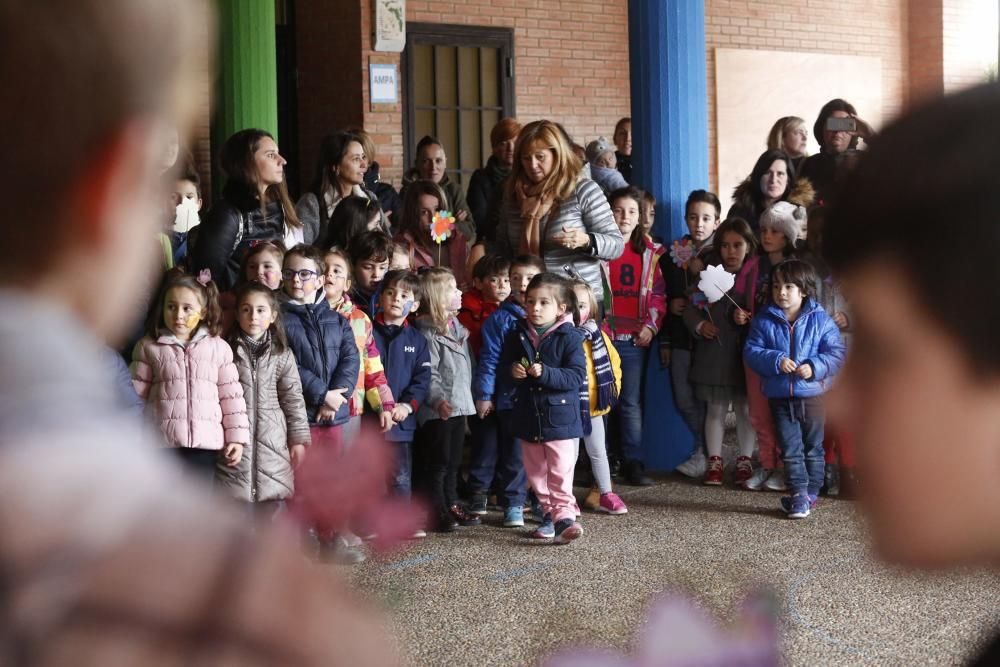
[
  {"x1": 371, "y1": 270, "x2": 432, "y2": 511},
  {"x1": 468, "y1": 254, "x2": 546, "y2": 527},
  {"x1": 280, "y1": 244, "x2": 362, "y2": 561},
  {"x1": 744, "y1": 259, "x2": 846, "y2": 519}
]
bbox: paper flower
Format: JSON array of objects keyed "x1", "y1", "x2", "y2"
[
  {"x1": 543, "y1": 592, "x2": 778, "y2": 667},
  {"x1": 430, "y1": 210, "x2": 456, "y2": 243},
  {"x1": 698, "y1": 264, "x2": 735, "y2": 303},
  {"x1": 173, "y1": 196, "x2": 200, "y2": 233},
  {"x1": 670, "y1": 238, "x2": 696, "y2": 268}
]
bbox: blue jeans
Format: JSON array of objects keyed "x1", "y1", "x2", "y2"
[
  {"x1": 612, "y1": 339, "x2": 649, "y2": 463},
  {"x1": 467, "y1": 410, "x2": 527, "y2": 508},
  {"x1": 770, "y1": 397, "x2": 826, "y2": 495},
  {"x1": 669, "y1": 348, "x2": 706, "y2": 455}
]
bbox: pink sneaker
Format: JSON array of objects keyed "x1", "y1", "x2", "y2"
[{"x1": 597, "y1": 492, "x2": 628, "y2": 515}]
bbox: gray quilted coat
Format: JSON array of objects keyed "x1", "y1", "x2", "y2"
[{"x1": 216, "y1": 341, "x2": 311, "y2": 503}]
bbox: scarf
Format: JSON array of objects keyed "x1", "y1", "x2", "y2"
[
  {"x1": 239, "y1": 330, "x2": 271, "y2": 370},
  {"x1": 579, "y1": 320, "x2": 617, "y2": 435},
  {"x1": 514, "y1": 180, "x2": 556, "y2": 256}
]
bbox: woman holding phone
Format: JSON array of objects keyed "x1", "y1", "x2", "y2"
[{"x1": 799, "y1": 98, "x2": 875, "y2": 208}]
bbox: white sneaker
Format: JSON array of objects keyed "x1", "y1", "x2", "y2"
[
  {"x1": 411, "y1": 528, "x2": 427, "y2": 539},
  {"x1": 743, "y1": 467, "x2": 771, "y2": 491},
  {"x1": 676, "y1": 450, "x2": 707, "y2": 478},
  {"x1": 764, "y1": 469, "x2": 787, "y2": 491}
]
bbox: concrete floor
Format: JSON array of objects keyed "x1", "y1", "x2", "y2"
[{"x1": 347, "y1": 474, "x2": 1000, "y2": 667}]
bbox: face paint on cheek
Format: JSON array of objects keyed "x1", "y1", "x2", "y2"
[
  {"x1": 185, "y1": 313, "x2": 202, "y2": 330},
  {"x1": 401, "y1": 300, "x2": 414, "y2": 317}
]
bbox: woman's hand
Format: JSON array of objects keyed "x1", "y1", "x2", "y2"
[
  {"x1": 527, "y1": 363, "x2": 543, "y2": 378},
  {"x1": 223, "y1": 443, "x2": 243, "y2": 467},
  {"x1": 851, "y1": 115, "x2": 875, "y2": 141},
  {"x1": 555, "y1": 226, "x2": 589, "y2": 250},
  {"x1": 512, "y1": 363, "x2": 528, "y2": 380}
]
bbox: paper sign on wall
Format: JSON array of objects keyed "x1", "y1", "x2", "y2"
[
  {"x1": 370, "y1": 63, "x2": 398, "y2": 104},
  {"x1": 373, "y1": 0, "x2": 405, "y2": 53}
]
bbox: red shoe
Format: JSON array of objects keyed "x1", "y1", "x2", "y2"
[
  {"x1": 703, "y1": 456, "x2": 723, "y2": 485},
  {"x1": 734, "y1": 456, "x2": 753, "y2": 484}
]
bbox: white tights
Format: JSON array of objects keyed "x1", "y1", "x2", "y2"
[
  {"x1": 705, "y1": 399, "x2": 756, "y2": 459},
  {"x1": 582, "y1": 416, "x2": 613, "y2": 494}
]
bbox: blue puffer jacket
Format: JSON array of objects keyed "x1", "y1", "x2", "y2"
[
  {"x1": 496, "y1": 319, "x2": 586, "y2": 442},
  {"x1": 372, "y1": 317, "x2": 431, "y2": 442},
  {"x1": 743, "y1": 299, "x2": 846, "y2": 399},
  {"x1": 472, "y1": 299, "x2": 525, "y2": 408},
  {"x1": 280, "y1": 295, "x2": 361, "y2": 426}
]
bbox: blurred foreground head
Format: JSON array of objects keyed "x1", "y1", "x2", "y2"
[
  {"x1": 0, "y1": 0, "x2": 210, "y2": 343},
  {"x1": 825, "y1": 83, "x2": 1000, "y2": 568}
]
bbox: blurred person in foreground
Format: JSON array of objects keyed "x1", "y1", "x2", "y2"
[
  {"x1": 824, "y1": 83, "x2": 1000, "y2": 665},
  {"x1": 0, "y1": 1, "x2": 396, "y2": 664}
]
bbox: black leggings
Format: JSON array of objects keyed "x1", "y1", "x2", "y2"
[{"x1": 417, "y1": 416, "x2": 467, "y2": 512}]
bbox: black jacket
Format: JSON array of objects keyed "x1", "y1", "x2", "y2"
[
  {"x1": 191, "y1": 185, "x2": 287, "y2": 291},
  {"x1": 467, "y1": 156, "x2": 509, "y2": 242},
  {"x1": 616, "y1": 151, "x2": 632, "y2": 184}
]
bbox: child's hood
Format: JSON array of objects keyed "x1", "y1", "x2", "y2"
[
  {"x1": 762, "y1": 296, "x2": 823, "y2": 324},
  {"x1": 156, "y1": 326, "x2": 210, "y2": 347}
]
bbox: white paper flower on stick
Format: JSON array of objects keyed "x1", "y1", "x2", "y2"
[
  {"x1": 174, "y1": 197, "x2": 200, "y2": 234},
  {"x1": 698, "y1": 264, "x2": 735, "y2": 303}
]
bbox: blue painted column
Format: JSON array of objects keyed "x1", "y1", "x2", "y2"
[{"x1": 627, "y1": 0, "x2": 709, "y2": 471}]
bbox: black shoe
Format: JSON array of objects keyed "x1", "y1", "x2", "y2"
[
  {"x1": 435, "y1": 509, "x2": 459, "y2": 532},
  {"x1": 450, "y1": 504, "x2": 482, "y2": 526},
  {"x1": 625, "y1": 460, "x2": 654, "y2": 486}
]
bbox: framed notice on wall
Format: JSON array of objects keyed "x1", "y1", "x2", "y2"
[
  {"x1": 373, "y1": 0, "x2": 405, "y2": 52},
  {"x1": 370, "y1": 63, "x2": 398, "y2": 105}
]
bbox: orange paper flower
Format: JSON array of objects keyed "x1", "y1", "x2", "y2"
[{"x1": 430, "y1": 210, "x2": 456, "y2": 243}]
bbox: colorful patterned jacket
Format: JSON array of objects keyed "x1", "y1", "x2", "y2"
[{"x1": 330, "y1": 294, "x2": 395, "y2": 416}]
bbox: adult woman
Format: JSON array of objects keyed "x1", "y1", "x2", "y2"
[
  {"x1": 295, "y1": 131, "x2": 389, "y2": 246},
  {"x1": 799, "y1": 98, "x2": 875, "y2": 208},
  {"x1": 727, "y1": 149, "x2": 813, "y2": 233},
  {"x1": 467, "y1": 118, "x2": 520, "y2": 243},
  {"x1": 394, "y1": 180, "x2": 471, "y2": 287},
  {"x1": 400, "y1": 136, "x2": 475, "y2": 243},
  {"x1": 766, "y1": 116, "x2": 809, "y2": 173},
  {"x1": 496, "y1": 119, "x2": 623, "y2": 301},
  {"x1": 191, "y1": 129, "x2": 302, "y2": 291}
]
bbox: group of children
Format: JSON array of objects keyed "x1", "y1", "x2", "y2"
[{"x1": 130, "y1": 151, "x2": 850, "y2": 569}]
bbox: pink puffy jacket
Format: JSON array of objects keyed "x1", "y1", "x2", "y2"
[{"x1": 131, "y1": 328, "x2": 251, "y2": 450}]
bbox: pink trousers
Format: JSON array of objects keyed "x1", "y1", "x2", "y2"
[
  {"x1": 743, "y1": 362, "x2": 782, "y2": 469},
  {"x1": 520, "y1": 439, "x2": 578, "y2": 523}
]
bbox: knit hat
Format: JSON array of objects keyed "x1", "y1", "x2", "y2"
[
  {"x1": 759, "y1": 200, "x2": 807, "y2": 247},
  {"x1": 585, "y1": 136, "x2": 615, "y2": 164}
]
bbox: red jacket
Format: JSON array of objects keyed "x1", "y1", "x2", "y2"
[{"x1": 458, "y1": 288, "x2": 500, "y2": 358}]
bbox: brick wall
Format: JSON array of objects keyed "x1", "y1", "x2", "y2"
[
  {"x1": 909, "y1": 0, "x2": 945, "y2": 104},
  {"x1": 361, "y1": 0, "x2": 632, "y2": 188},
  {"x1": 704, "y1": 0, "x2": 907, "y2": 191}
]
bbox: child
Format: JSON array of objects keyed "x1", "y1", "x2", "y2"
[
  {"x1": 458, "y1": 254, "x2": 511, "y2": 358},
  {"x1": 469, "y1": 254, "x2": 546, "y2": 526},
  {"x1": 570, "y1": 278, "x2": 626, "y2": 514},
  {"x1": 497, "y1": 273, "x2": 587, "y2": 543},
  {"x1": 320, "y1": 195, "x2": 384, "y2": 251},
  {"x1": 168, "y1": 166, "x2": 202, "y2": 269},
  {"x1": 219, "y1": 240, "x2": 286, "y2": 333},
  {"x1": 744, "y1": 259, "x2": 846, "y2": 518},
  {"x1": 390, "y1": 238, "x2": 413, "y2": 271},
  {"x1": 323, "y1": 248, "x2": 396, "y2": 440},
  {"x1": 217, "y1": 282, "x2": 310, "y2": 521},
  {"x1": 413, "y1": 267, "x2": 479, "y2": 532},
  {"x1": 347, "y1": 230, "x2": 393, "y2": 319},
  {"x1": 131, "y1": 270, "x2": 250, "y2": 482},
  {"x1": 739, "y1": 202, "x2": 804, "y2": 491},
  {"x1": 394, "y1": 179, "x2": 471, "y2": 287},
  {"x1": 660, "y1": 190, "x2": 721, "y2": 478},
  {"x1": 639, "y1": 188, "x2": 658, "y2": 242},
  {"x1": 585, "y1": 136, "x2": 628, "y2": 196},
  {"x1": 606, "y1": 186, "x2": 666, "y2": 487},
  {"x1": 279, "y1": 244, "x2": 362, "y2": 562},
  {"x1": 683, "y1": 218, "x2": 758, "y2": 486},
  {"x1": 371, "y1": 270, "x2": 432, "y2": 521}
]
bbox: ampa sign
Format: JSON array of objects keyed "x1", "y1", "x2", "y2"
[{"x1": 369, "y1": 64, "x2": 398, "y2": 105}]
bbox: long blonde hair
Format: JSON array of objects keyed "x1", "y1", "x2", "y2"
[
  {"x1": 417, "y1": 266, "x2": 456, "y2": 334},
  {"x1": 506, "y1": 120, "x2": 582, "y2": 202},
  {"x1": 766, "y1": 116, "x2": 807, "y2": 153}
]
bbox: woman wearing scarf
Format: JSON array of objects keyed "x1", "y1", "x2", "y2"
[{"x1": 496, "y1": 120, "x2": 624, "y2": 303}]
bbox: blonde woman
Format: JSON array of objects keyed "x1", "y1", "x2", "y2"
[
  {"x1": 766, "y1": 116, "x2": 810, "y2": 173},
  {"x1": 497, "y1": 120, "x2": 624, "y2": 302}
]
